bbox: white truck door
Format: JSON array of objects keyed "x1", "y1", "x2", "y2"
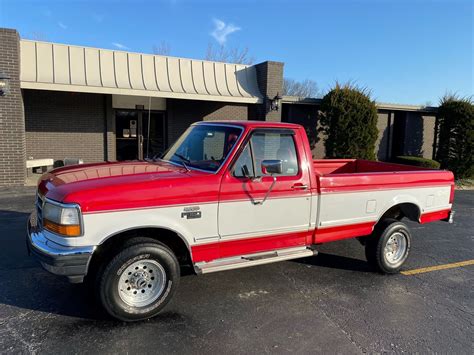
[{"x1": 218, "y1": 129, "x2": 312, "y2": 241}]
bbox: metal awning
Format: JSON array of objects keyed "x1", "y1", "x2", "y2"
[{"x1": 20, "y1": 40, "x2": 263, "y2": 104}]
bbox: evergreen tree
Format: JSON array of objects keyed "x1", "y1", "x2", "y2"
[
  {"x1": 319, "y1": 83, "x2": 378, "y2": 160},
  {"x1": 436, "y1": 95, "x2": 474, "y2": 178}
]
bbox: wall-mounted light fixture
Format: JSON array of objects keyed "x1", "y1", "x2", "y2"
[
  {"x1": 268, "y1": 93, "x2": 282, "y2": 112},
  {"x1": 0, "y1": 73, "x2": 10, "y2": 96}
]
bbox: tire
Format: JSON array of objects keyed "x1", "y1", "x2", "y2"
[
  {"x1": 96, "y1": 239, "x2": 180, "y2": 321},
  {"x1": 365, "y1": 219, "x2": 411, "y2": 274}
]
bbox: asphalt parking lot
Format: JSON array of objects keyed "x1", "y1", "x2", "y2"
[{"x1": 0, "y1": 187, "x2": 472, "y2": 354}]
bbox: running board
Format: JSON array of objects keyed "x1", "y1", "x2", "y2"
[{"x1": 194, "y1": 246, "x2": 318, "y2": 274}]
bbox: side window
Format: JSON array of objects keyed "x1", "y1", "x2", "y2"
[
  {"x1": 251, "y1": 132, "x2": 298, "y2": 176},
  {"x1": 233, "y1": 144, "x2": 254, "y2": 178}
]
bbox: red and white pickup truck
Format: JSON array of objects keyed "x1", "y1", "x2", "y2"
[{"x1": 27, "y1": 121, "x2": 455, "y2": 321}]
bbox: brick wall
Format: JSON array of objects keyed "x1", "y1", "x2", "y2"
[
  {"x1": 253, "y1": 61, "x2": 284, "y2": 122},
  {"x1": 281, "y1": 103, "x2": 326, "y2": 158},
  {"x1": 0, "y1": 28, "x2": 25, "y2": 186},
  {"x1": 166, "y1": 99, "x2": 248, "y2": 145},
  {"x1": 375, "y1": 112, "x2": 393, "y2": 161},
  {"x1": 282, "y1": 102, "x2": 440, "y2": 161},
  {"x1": 421, "y1": 114, "x2": 436, "y2": 159},
  {"x1": 105, "y1": 95, "x2": 116, "y2": 160},
  {"x1": 24, "y1": 90, "x2": 107, "y2": 163}
]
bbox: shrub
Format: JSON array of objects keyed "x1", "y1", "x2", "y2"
[
  {"x1": 319, "y1": 83, "x2": 378, "y2": 160},
  {"x1": 435, "y1": 95, "x2": 474, "y2": 178},
  {"x1": 395, "y1": 156, "x2": 440, "y2": 169}
]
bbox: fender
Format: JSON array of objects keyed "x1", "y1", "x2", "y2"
[
  {"x1": 78, "y1": 202, "x2": 219, "y2": 248},
  {"x1": 97, "y1": 225, "x2": 192, "y2": 250},
  {"x1": 376, "y1": 193, "x2": 422, "y2": 225}
]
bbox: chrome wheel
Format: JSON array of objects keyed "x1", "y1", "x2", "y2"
[
  {"x1": 383, "y1": 231, "x2": 407, "y2": 265},
  {"x1": 118, "y1": 259, "x2": 166, "y2": 307}
]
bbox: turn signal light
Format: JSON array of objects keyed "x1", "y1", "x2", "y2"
[
  {"x1": 44, "y1": 219, "x2": 81, "y2": 237},
  {"x1": 449, "y1": 184, "x2": 455, "y2": 204}
]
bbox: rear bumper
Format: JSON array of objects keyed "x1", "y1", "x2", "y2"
[
  {"x1": 26, "y1": 212, "x2": 95, "y2": 283},
  {"x1": 443, "y1": 210, "x2": 455, "y2": 224}
]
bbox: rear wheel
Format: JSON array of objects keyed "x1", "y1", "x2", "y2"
[
  {"x1": 96, "y1": 239, "x2": 180, "y2": 321},
  {"x1": 365, "y1": 219, "x2": 411, "y2": 274}
]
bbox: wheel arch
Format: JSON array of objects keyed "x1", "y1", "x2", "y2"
[
  {"x1": 87, "y1": 226, "x2": 194, "y2": 278},
  {"x1": 376, "y1": 200, "x2": 422, "y2": 226}
]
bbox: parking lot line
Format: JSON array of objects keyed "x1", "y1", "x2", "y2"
[{"x1": 401, "y1": 260, "x2": 474, "y2": 275}]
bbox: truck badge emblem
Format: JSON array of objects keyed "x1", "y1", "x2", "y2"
[{"x1": 181, "y1": 206, "x2": 202, "y2": 219}]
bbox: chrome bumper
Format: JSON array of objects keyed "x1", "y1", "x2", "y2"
[
  {"x1": 442, "y1": 210, "x2": 455, "y2": 224},
  {"x1": 26, "y1": 212, "x2": 95, "y2": 283},
  {"x1": 448, "y1": 210, "x2": 455, "y2": 224}
]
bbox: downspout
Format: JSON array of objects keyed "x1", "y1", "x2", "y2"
[{"x1": 103, "y1": 94, "x2": 108, "y2": 161}]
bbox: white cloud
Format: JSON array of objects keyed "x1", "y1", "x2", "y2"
[
  {"x1": 58, "y1": 22, "x2": 68, "y2": 30},
  {"x1": 112, "y1": 42, "x2": 130, "y2": 50},
  {"x1": 92, "y1": 13, "x2": 104, "y2": 23},
  {"x1": 210, "y1": 18, "x2": 240, "y2": 45}
]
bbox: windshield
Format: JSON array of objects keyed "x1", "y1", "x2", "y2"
[{"x1": 161, "y1": 125, "x2": 243, "y2": 172}]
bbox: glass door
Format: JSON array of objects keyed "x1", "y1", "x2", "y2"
[
  {"x1": 116, "y1": 110, "x2": 139, "y2": 161},
  {"x1": 115, "y1": 110, "x2": 166, "y2": 161},
  {"x1": 141, "y1": 112, "x2": 166, "y2": 159}
]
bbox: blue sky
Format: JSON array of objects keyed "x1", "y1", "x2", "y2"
[{"x1": 0, "y1": 0, "x2": 472, "y2": 104}]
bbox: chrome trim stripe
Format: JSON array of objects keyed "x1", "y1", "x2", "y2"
[
  {"x1": 195, "y1": 247, "x2": 316, "y2": 274},
  {"x1": 81, "y1": 194, "x2": 313, "y2": 215}
]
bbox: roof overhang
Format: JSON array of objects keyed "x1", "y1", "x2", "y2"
[
  {"x1": 376, "y1": 102, "x2": 438, "y2": 113},
  {"x1": 282, "y1": 96, "x2": 438, "y2": 112},
  {"x1": 20, "y1": 40, "x2": 263, "y2": 104}
]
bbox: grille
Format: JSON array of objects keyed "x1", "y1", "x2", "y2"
[{"x1": 36, "y1": 193, "x2": 44, "y2": 229}]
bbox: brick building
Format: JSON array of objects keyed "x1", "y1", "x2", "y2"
[{"x1": 0, "y1": 28, "x2": 438, "y2": 186}]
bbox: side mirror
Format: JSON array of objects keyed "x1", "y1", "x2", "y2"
[
  {"x1": 254, "y1": 160, "x2": 282, "y2": 206},
  {"x1": 261, "y1": 160, "x2": 282, "y2": 175}
]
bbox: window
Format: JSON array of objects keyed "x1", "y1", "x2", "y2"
[
  {"x1": 233, "y1": 144, "x2": 254, "y2": 178},
  {"x1": 161, "y1": 125, "x2": 242, "y2": 172},
  {"x1": 233, "y1": 130, "x2": 299, "y2": 178}
]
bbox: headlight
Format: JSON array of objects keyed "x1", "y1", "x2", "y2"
[{"x1": 43, "y1": 201, "x2": 82, "y2": 237}]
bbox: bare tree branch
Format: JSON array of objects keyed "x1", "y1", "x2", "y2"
[
  {"x1": 283, "y1": 78, "x2": 319, "y2": 98},
  {"x1": 152, "y1": 41, "x2": 171, "y2": 56},
  {"x1": 26, "y1": 32, "x2": 49, "y2": 41},
  {"x1": 205, "y1": 43, "x2": 254, "y2": 65}
]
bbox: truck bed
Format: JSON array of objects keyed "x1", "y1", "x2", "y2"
[
  {"x1": 312, "y1": 159, "x2": 454, "y2": 244},
  {"x1": 313, "y1": 159, "x2": 454, "y2": 193},
  {"x1": 313, "y1": 159, "x2": 433, "y2": 175}
]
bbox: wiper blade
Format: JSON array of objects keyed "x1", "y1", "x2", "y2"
[
  {"x1": 173, "y1": 153, "x2": 190, "y2": 172},
  {"x1": 174, "y1": 153, "x2": 190, "y2": 163}
]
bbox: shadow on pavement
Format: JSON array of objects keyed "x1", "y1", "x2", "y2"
[
  {"x1": 294, "y1": 252, "x2": 372, "y2": 273},
  {"x1": 0, "y1": 209, "x2": 106, "y2": 320},
  {"x1": 0, "y1": 209, "x2": 191, "y2": 323}
]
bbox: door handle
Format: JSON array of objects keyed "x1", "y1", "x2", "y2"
[{"x1": 291, "y1": 183, "x2": 308, "y2": 190}]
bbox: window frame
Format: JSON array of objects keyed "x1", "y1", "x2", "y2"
[
  {"x1": 229, "y1": 128, "x2": 301, "y2": 179},
  {"x1": 163, "y1": 123, "x2": 244, "y2": 174},
  {"x1": 231, "y1": 138, "x2": 256, "y2": 178}
]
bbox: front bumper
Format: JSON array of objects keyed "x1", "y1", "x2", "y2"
[{"x1": 26, "y1": 212, "x2": 95, "y2": 283}]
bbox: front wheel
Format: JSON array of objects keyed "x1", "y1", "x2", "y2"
[
  {"x1": 365, "y1": 219, "x2": 411, "y2": 274},
  {"x1": 96, "y1": 240, "x2": 180, "y2": 321}
]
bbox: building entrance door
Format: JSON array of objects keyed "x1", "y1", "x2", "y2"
[
  {"x1": 115, "y1": 110, "x2": 166, "y2": 161},
  {"x1": 391, "y1": 111, "x2": 407, "y2": 158}
]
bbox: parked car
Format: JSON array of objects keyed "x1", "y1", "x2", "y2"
[{"x1": 27, "y1": 121, "x2": 455, "y2": 321}]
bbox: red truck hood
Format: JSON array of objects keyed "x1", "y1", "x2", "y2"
[{"x1": 38, "y1": 161, "x2": 219, "y2": 213}]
